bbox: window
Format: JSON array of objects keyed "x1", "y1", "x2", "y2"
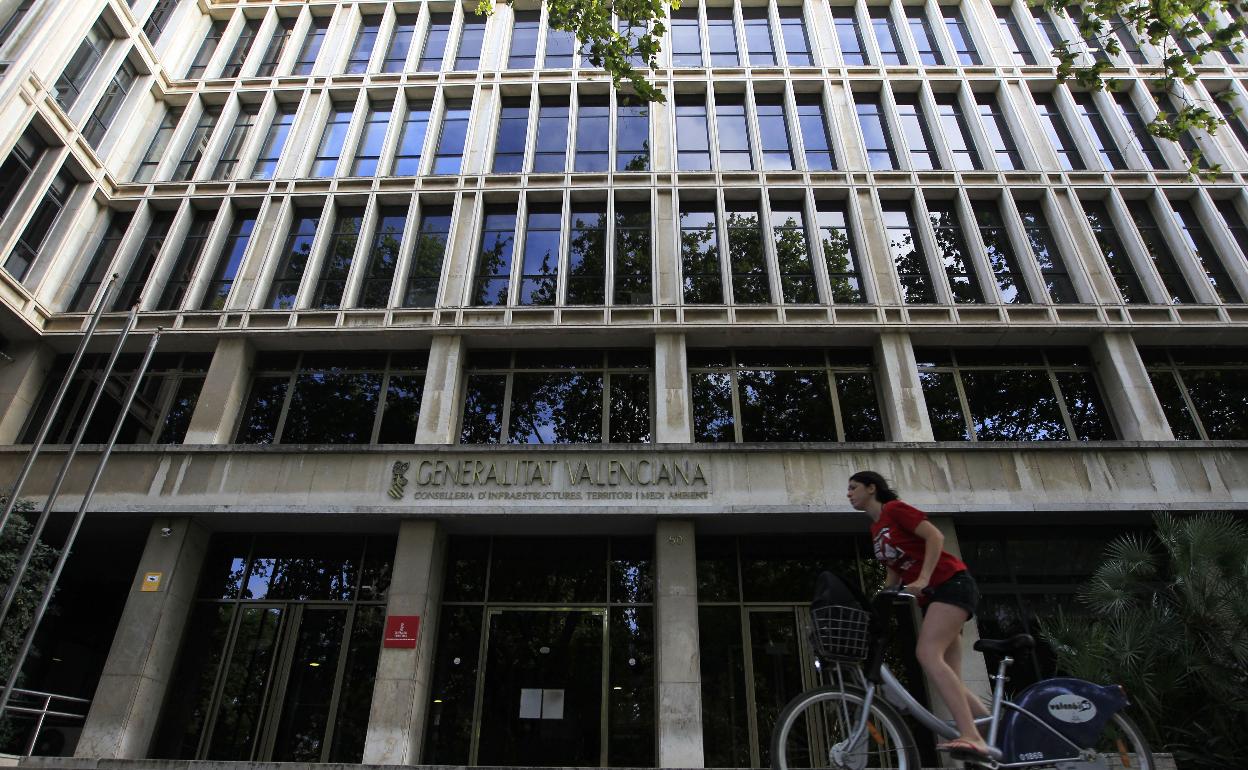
[
  {"x1": 973, "y1": 203, "x2": 1031, "y2": 303},
  {"x1": 1109, "y1": 14, "x2": 1145, "y2": 63},
  {"x1": 311, "y1": 105, "x2": 352, "y2": 177},
  {"x1": 1080, "y1": 200, "x2": 1146, "y2": 303},
  {"x1": 472, "y1": 208, "x2": 517, "y2": 305},
  {"x1": 895, "y1": 94, "x2": 937, "y2": 170},
  {"x1": 778, "y1": 6, "x2": 812, "y2": 65},
  {"x1": 250, "y1": 103, "x2": 295, "y2": 179},
  {"x1": 1032, "y1": 92, "x2": 1084, "y2": 170},
  {"x1": 455, "y1": 17, "x2": 486, "y2": 70},
  {"x1": 756, "y1": 93, "x2": 793, "y2": 170},
  {"x1": 420, "y1": 14, "x2": 451, "y2": 70},
  {"x1": 54, "y1": 18, "x2": 112, "y2": 110},
  {"x1": 83, "y1": 58, "x2": 138, "y2": 147},
  {"x1": 237, "y1": 352, "x2": 426, "y2": 445},
  {"x1": 158, "y1": 210, "x2": 216, "y2": 310},
  {"x1": 0, "y1": 128, "x2": 46, "y2": 219},
  {"x1": 346, "y1": 15, "x2": 381, "y2": 74},
  {"x1": 311, "y1": 208, "x2": 363, "y2": 309},
  {"x1": 771, "y1": 203, "x2": 816, "y2": 303},
  {"x1": 706, "y1": 8, "x2": 738, "y2": 66},
  {"x1": 917, "y1": 348, "x2": 1115, "y2": 441},
  {"x1": 670, "y1": 8, "x2": 703, "y2": 66},
  {"x1": 187, "y1": 21, "x2": 226, "y2": 78},
  {"x1": 255, "y1": 17, "x2": 295, "y2": 77},
  {"x1": 795, "y1": 94, "x2": 835, "y2": 170},
  {"x1": 404, "y1": 205, "x2": 452, "y2": 306},
  {"x1": 816, "y1": 201, "x2": 865, "y2": 303},
  {"x1": 856, "y1": 95, "x2": 896, "y2": 170},
  {"x1": 883, "y1": 203, "x2": 935, "y2": 302},
  {"x1": 975, "y1": 93, "x2": 1021, "y2": 170},
  {"x1": 391, "y1": 100, "x2": 431, "y2": 175},
  {"x1": 726, "y1": 200, "x2": 768, "y2": 303},
  {"x1": 1213, "y1": 199, "x2": 1248, "y2": 259},
  {"x1": 940, "y1": 5, "x2": 980, "y2": 64},
  {"x1": 906, "y1": 7, "x2": 944, "y2": 65},
  {"x1": 1113, "y1": 92, "x2": 1166, "y2": 169},
  {"x1": 567, "y1": 203, "x2": 608, "y2": 304},
  {"x1": 1161, "y1": 92, "x2": 1211, "y2": 169},
  {"x1": 202, "y1": 213, "x2": 256, "y2": 310},
  {"x1": 1029, "y1": 7, "x2": 1063, "y2": 62},
  {"x1": 0, "y1": 0, "x2": 35, "y2": 50},
  {"x1": 5, "y1": 168, "x2": 74, "y2": 281},
  {"x1": 357, "y1": 207, "x2": 407, "y2": 308},
  {"x1": 114, "y1": 211, "x2": 174, "y2": 310},
  {"x1": 927, "y1": 200, "x2": 984, "y2": 303},
  {"x1": 1064, "y1": 6, "x2": 1109, "y2": 64},
  {"x1": 493, "y1": 99, "x2": 529, "y2": 173},
  {"x1": 994, "y1": 6, "x2": 1035, "y2": 64},
  {"x1": 832, "y1": 9, "x2": 867, "y2": 65},
  {"x1": 676, "y1": 96, "x2": 711, "y2": 171},
  {"x1": 614, "y1": 202, "x2": 651, "y2": 304},
  {"x1": 1167, "y1": 199, "x2": 1241, "y2": 303},
  {"x1": 616, "y1": 98, "x2": 649, "y2": 171},
  {"x1": 1210, "y1": 92, "x2": 1248, "y2": 155},
  {"x1": 544, "y1": 23, "x2": 576, "y2": 68},
  {"x1": 1125, "y1": 199, "x2": 1194, "y2": 304},
  {"x1": 870, "y1": 8, "x2": 906, "y2": 65},
  {"x1": 689, "y1": 349, "x2": 884, "y2": 442},
  {"x1": 267, "y1": 209, "x2": 320, "y2": 309},
  {"x1": 515, "y1": 203, "x2": 560, "y2": 305},
  {"x1": 527, "y1": 97, "x2": 569, "y2": 172},
  {"x1": 142, "y1": 0, "x2": 178, "y2": 43},
  {"x1": 213, "y1": 103, "x2": 258, "y2": 178},
  {"x1": 680, "y1": 203, "x2": 723, "y2": 303},
  {"x1": 433, "y1": 100, "x2": 471, "y2": 174},
  {"x1": 742, "y1": 8, "x2": 774, "y2": 66},
  {"x1": 220, "y1": 19, "x2": 259, "y2": 78},
  {"x1": 71, "y1": 212, "x2": 133, "y2": 312},
  {"x1": 172, "y1": 105, "x2": 220, "y2": 181},
  {"x1": 715, "y1": 93, "x2": 753, "y2": 170},
  {"x1": 1072, "y1": 93, "x2": 1125, "y2": 170},
  {"x1": 1143, "y1": 349, "x2": 1248, "y2": 440},
  {"x1": 509, "y1": 10, "x2": 540, "y2": 68},
  {"x1": 292, "y1": 16, "x2": 329, "y2": 75},
  {"x1": 384, "y1": 15, "x2": 418, "y2": 72},
  {"x1": 1015, "y1": 201, "x2": 1077, "y2": 303},
  {"x1": 575, "y1": 96, "x2": 610, "y2": 172},
  {"x1": 351, "y1": 103, "x2": 392, "y2": 177}
]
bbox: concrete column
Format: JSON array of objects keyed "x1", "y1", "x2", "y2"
[
  {"x1": 75, "y1": 518, "x2": 210, "y2": 759},
  {"x1": 414, "y1": 335, "x2": 466, "y2": 444},
  {"x1": 874, "y1": 332, "x2": 934, "y2": 442},
  {"x1": 655, "y1": 332, "x2": 691, "y2": 444},
  {"x1": 932, "y1": 517, "x2": 992, "y2": 704},
  {"x1": 181, "y1": 338, "x2": 255, "y2": 444},
  {"x1": 655, "y1": 520, "x2": 704, "y2": 768},
  {"x1": 0, "y1": 342, "x2": 55, "y2": 444},
  {"x1": 1091, "y1": 332, "x2": 1174, "y2": 441},
  {"x1": 362, "y1": 519, "x2": 447, "y2": 765}
]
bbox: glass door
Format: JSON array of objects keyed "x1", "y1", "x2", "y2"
[
  {"x1": 474, "y1": 609, "x2": 607, "y2": 766},
  {"x1": 745, "y1": 607, "x2": 817, "y2": 768}
]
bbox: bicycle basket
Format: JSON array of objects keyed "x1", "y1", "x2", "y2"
[{"x1": 810, "y1": 604, "x2": 871, "y2": 661}]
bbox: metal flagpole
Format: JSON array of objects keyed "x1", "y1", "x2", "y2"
[
  {"x1": 0, "y1": 305, "x2": 138, "y2": 630},
  {"x1": 0, "y1": 327, "x2": 162, "y2": 719},
  {"x1": 0, "y1": 275, "x2": 118, "y2": 539}
]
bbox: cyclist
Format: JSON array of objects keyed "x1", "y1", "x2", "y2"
[{"x1": 846, "y1": 470, "x2": 992, "y2": 761}]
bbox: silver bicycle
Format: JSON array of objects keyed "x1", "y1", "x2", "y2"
[{"x1": 770, "y1": 591, "x2": 1154, "y2": 770}]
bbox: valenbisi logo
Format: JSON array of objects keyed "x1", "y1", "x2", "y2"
[{"x1": 1047, "y1": 694, "x2": 1097, "y2": 724}]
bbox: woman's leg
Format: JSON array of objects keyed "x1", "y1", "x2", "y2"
[
  {"x1": 943, "y1": 630, "x2": 990, "y2": 718},
  {"x1": 916, "y1": 602, "x2": 989, "y2": 750}
]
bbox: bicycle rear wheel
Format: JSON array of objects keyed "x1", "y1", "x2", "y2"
[
  {"x1": 1077, "y1": 711, "x2": 1154, "y2": 770},
  {"x1": 770, "y1": 684, "x2": 921, "y2": 770}
]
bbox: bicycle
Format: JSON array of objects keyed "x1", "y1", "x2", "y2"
[{"x1": 770, "y1": 589, "x2": 1154, "y2": 769}]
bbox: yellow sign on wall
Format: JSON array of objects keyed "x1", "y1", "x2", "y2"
[{"x1": 141, "y1": 572, "x2": 163, "y2": 592}]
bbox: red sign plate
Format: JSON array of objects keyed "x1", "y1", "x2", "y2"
[{"x1": 384, "y1": 615, "x2": 420, "y2": 648}]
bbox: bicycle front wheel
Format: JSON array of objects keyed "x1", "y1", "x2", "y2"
[{"x1": 770, "y1": 684, "x2": 921, "y2": 770}]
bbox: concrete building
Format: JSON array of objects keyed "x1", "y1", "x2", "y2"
[{"x1": 0, "y1": 0, "x2": 1244, "y2": 766}]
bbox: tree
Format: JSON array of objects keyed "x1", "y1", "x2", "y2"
[{"x1": 1042, "y1": 512, "x2": 1248, "y2": 769}]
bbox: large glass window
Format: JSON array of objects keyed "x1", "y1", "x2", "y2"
[
  {"x1": 460, "y1": 351, "x2": 652, "y2": 444},
  {"x1": 237, "y1": 352, "x2": 426, "y2": 444},
  {"x1": 614, "y1": 201, "x2": 652, "y2": 304},
  {"x1": 855, "y1": 95, "x2": 896, "y2": 170},
  {"x1": 172, "y1": 105, "x2": 221, "y2": 181},
  {"x1": 1015, "y1": 200, "x2": 1077, "y2": 303},
  {"x1": 5, "y1": 169, "x2": 75, "y2": 282},
  {"x1": 771, "y1": 203, "x2": 816, "y2": 303},
  {"x1": 292, "y1": 16, "x2": 329, "y2": 75},
  {"x1": 142, "y1": 0, "x2": 178, "y2": 43},
  {"x1": 906, "y1": 7, "x2": 944, "y2": 65},
  {"x1": 1213, "y1": 199, "x2": 1248, "y2": 259},
  {"x1": 916, "y1": 347, "x2": 1115, "y2": 441},
  {"x1": 454, "y1": 17, "x2": 486, "y2": 70},
  {"x1": 972, "y1": 202, "x2": 1031, "y2": 303},
  {"x1": 213, "y1": 104, "x2": 259, "y2": 178},
  {"x1": 940, "y1": 5, "x2": 980, "y2": 64},
  {"x1": 267, "y1": 208, "x2": 321, "y2": 309},
  {"x1": 816, "y1": 201, "x2": 866, "y2": 303},
  {"x1": 1143, "y1": 349, "x2": 1248, "y2": 440},
  {"x1": 493, "y1": 98, "x2": 528, "y2": 173},
  {"x1": 311, "y1": 208, "x2": 364, "y2": 309},
  {"x1": 404, "y1": 204, "x2": 452, "y2": 306},
  {"x1": 575, "y1": 96, "x2": 611, "y2": 172},
  {"x1": 726, "y1": 200, "x2": 769, "y2": 303},
  {"x1": 311, "y1": 105, "x2": 353, "y2": 177},
  {"x1": 255, "y1": 17, "x2": 295, "y2": 77},
  {"x1": 202, "y1": 213, "x2": 256, "y2": 310},
  {"x1": 795, "y1": 93, "x2": 835, "y2": 170},
  {"x1": 251, "y1": 103, "x2": 295, "y2": 179},
  {"x1": 689, "y1": 349, "x2": 884, "y2": 442},
  {"x1": 357, "y1": 206, "x2": 407, "y2": 308},
  {"x1": 895, "y1": 93, "x2": 937, "y2": 170},
  {"x1": 1124, "y1": 199, "x2": 1194, "y2": 304},
  {"x1": 975, "y1": 93, "x2": 1022, "y2": 170},
  {"x1": 680, "y1": 203, "x2": 723, "y2": 303},
  {"x1": 157, "y1": 210, "x2": 217, "y2": 310},
  {"x1": 346, "y1": 15, "x2": 381, "y2": 74},
  {"x1": 707, "y1": 8, "x2": 739, "y2": 66},
  {"x1": 1166, "y1": 198, "x2": 1241, "y2": 304},
  {"x1": 676, "y1": 95, "x2": 711, "y2": 170},
  {"x1": 384, "y1": 14, "x2": 418, "y2": 72},
  {"x1": 742, "y1": 8, "x2": 774, "y2": 66},
  {"x1": 392, "y1": 100, "x2": 432, "y2": 176},
  {"x1": 870, "y1": 8, "x2": 906, "y2": 65},
  {"x1": 187, "y1": 20, "x2": 226, "y2": 78},
  {"x1": 882, "y1": 203, "x2": 935, "y2": 302},
  {"x1": 83, "y1": 58, "x2": 139, "y2": 147},
  {"x1": 567, "y1": 203, "x2": 608, "y2": 304},
  {"x1": 1113, "y1": 91, "x2": 1166, "y2": 169},
  {"x1": 509, "y1": 10, "x2": 540, "y2": 68},
  {"x1": 1081, "y1": 199, "x2": 1147, "y2": 303},
  {"x1": 544, "y1": 23, "x2": 576, "y2": 68},
  {"x1": 926, "y1": 200, "x2": 984, "y2": 303},
  {"x1": 1072, "y1": 93, "x2": 1125, "y2": 170},
  {"x1": 518, "y1": 203, "x2": 561, "y2": 305},
  {"x1": 670, "y1": 7, "x2": 703, "y2": 66},
  {"x1": 533, "y1": 97, "x2": 570, "y2": 172},
  {"x1": 70, "y1": 211, "x2": 134, "y2": 312},
  {"x1": 756, "y1": 93, "x2": 793, "y2": 170},
  {"x1": 715, "y1": 93, "x2": 754, "y2": 170},
  {"x1": 1032, "y1": 92, "x2": 1085, "y2": 170},
  {"x1": 219, "y1": 19, "x2": 259, "y2": 79},
  {"x1": 778, "y1": 6, "x2": 812, "y2": 65},
  {"x1": 433, "y1": 100, "x2": 471, "y2": 175},
  {"x1": 935, "y1": 94, "x2": 981, "y2": 170},
  {"x1": 616, "y1": 97, "x2": 649, "y2": 171},
  {"x1": 54, "y1": 18, "x2": 112, "y2": 110},
  {"x1": 0, "y1": 127, "x2": 46, "y2": 219},
  {"x1": 993, "y1": 6, "x2": 1034, "y2": 64},
  {"x1": 831, "y1": 8, "x2": 867, "y2": 65},
  {"x1": 350, "y1": 102, "x2": 392, "y2": 176},
  {"x1": 114, "y1": 211, "x2": 174, "y2": 310},
  {"x1": 472, "y1": 208, "x2": 517, "y2": 305},
  {"x1": 420, "y1": 14, "x2": 452, "y2": 71}
]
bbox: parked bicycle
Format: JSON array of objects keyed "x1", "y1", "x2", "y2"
[{"x1": 770, "y1": 589, "x2": 1154, "y2": 769}]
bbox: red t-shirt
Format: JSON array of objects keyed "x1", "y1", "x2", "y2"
[{"x1": 870, "y1": 500, "x2": 967, "y2": 588}]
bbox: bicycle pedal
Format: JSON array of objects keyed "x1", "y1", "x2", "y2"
[{"x1": 948, "y1": 749, "x2": 999, "y2": 769}]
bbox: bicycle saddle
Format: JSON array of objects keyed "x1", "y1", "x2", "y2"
[{"x1": 973, "y1": 633, "x2": 1035, "y2": 654}]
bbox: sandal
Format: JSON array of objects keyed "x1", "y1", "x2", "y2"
[{"x1": 936, "y1": 737, "x2": 993, "y2": 760}]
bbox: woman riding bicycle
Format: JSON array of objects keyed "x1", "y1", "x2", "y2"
[{"x1": 846, "y1": 470, "x2": 992, "y2": 761}]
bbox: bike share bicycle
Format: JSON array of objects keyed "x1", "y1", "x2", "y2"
[{"x1": 770, "y1": 580, "x2": 1154, "y2": 769}]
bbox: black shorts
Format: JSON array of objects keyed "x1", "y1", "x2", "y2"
[{"x1": 924, "y1": 571, "x2": 979, "y2": 619}]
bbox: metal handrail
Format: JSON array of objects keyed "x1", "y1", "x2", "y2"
[{"x1": 1, "y1": 687, "x2": 90, "y2": 756}]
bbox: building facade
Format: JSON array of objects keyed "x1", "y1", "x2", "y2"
[{"x1": 0, "y1": 0, "x2": 1245, "y2": 765}]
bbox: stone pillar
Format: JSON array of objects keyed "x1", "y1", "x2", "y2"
[
  {"x1": 655, "y1": 332, "x2": 691, "y2": 444},
  {"x1": 932, "y1": 518, "x2": 992, "y2": 704},
  {"x1": 414, "y1": 335, "x2": 466, "y2": 444},
  {"x1": 655, "y1": 520, "x2": 704, "y2": 768},
  {"x1": 0, "y1": 342, "x2": 55, "y2": 444},
  {"x1": 75, "y1": 518, "x2": 210, "y2": 759},
  {"x1": 874, "y1": 332, "x2": 934, "y2": 442},
  {"x1": 1091, "y1": 332, "x2": 1173, "y2": 441},
  {"x1": 362, "y1": 519, "x2": 447, "y2": 765},
  {"x1": 181, "y1": 338, "x2": 255, "y2": 444}
]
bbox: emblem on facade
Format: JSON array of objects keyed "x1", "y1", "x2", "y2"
[{"x1": 389, "y1": 462, "x2": 410, "y2": 500}]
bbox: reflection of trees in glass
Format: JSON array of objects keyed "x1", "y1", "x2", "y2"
[
  {"x1": 1083, "y1": 202, "x2": 1146, "y2": 303},
  {"x1": 358, "y1": 214, "x2": 404, "y2": 308},
  {"x1": 978, "y1": 216, "x2": 1030, "y2": 304},
  {"x1": 460, "y1": 374, "x2": 506, "y2": 443},
  {"x1": 160, "y1": 605, "x2": 234, "y2": 758},
  {"x1": 313, "y1": 213, "x2": 363, "y2": 309},
  {"x1": 691, "y1": 371, "x2": 734, "y2": 441},
  {"x1": 738, "y1": 369, "x2": 835, "y2": 440},
  {"x1": 567, "y1": 209, "x2": 606, "y2": 304},
  {"x1": 619, "y1": 139, "x2": 649, "y2": 171},
  {"x1": 608, "y1": 605, "x2": 655, "y2": 766},
  {"x1": 471, "y1": 216, "x2": 515, "y2": 306},
  {"x1": 405, "y1": 227, "x2": 450, "y2": 307},
  {"x1": 377, "y1": 375, "x2": 423, "y2": 443},
  {"x1": 269, "y1": 218, "x2": 319, "y2": 310},
  {"x1": 963, "y1": 369, "x2": 1067, "y2": 440},
  {"x1": 773, "y1": 213, "x2": 817, "y2": 303},
  {"x1": 918, "y1": 371, "x2": 966, "y2": 440},
  {"x1": 834, "y1": 372, "x2": 885, "y2": 440},
  {"x1": 519, "y1": 208, "x2": 561, "y2": 305},
  {"x1": 820, "y1": 226, "x2": 864, "y2": 303},
  {"x1": 207, "y1": 607, "x2": 283, "y2": 759},
  {"x1": 614, "y1": 206, "x2": 651, "y2": 304},
  {"x1": 509, "y1": 372, "x2": 604, "y2": 442},
  {"x1": 1053, "y1": 372, "x2": 1113, "y2": 440},
  {"x1": 927, "y1": 206, "x2": 983, "y2": 303},
  {"x1": 423, "y1": 606, "x2": 482, "y2": 763},
  {"x1": 680, "y1": 211, "x2": 722, "y2": 303},
  {"x1": 610, "y1": 372, "x2": 652, "y2": 441},
  {"x1": 237, "y1": 377, "x2": 288, "y2": 443},
  {"x1": 282, "y1": 369, "x2": 381, "y2": 444},
  {"x1": 1179, "y1": 369, "x2": 1248, "y2": 440},
  {"x1": 327, "y1": 607, "x2": 383, "y2": 762},
  {"x1": 885, "y1": 209, "x2": 935, "y2": 303},
  {"x1": 727, "y1": 210, "x2": 769, "y2": 303}
]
